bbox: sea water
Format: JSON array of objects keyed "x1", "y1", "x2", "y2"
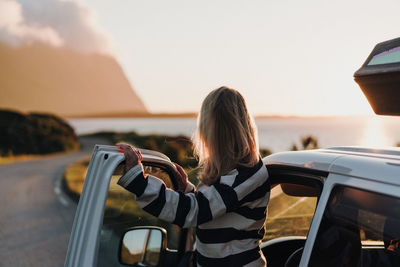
[{"x1": 68, "y1": 116, "x2": 400, "y2": 153}]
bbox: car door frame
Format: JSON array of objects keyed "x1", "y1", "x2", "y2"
[
  {"x1": 64, "y1": 145, "x2": 183, "y2": 267},
  {"x1": 259, "y1": 163, "x2": 327, "y2": 266}
]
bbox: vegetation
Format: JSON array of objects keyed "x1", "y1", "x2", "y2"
[
  {"x1": 0, "y1": 154, "x2": 38, "y2": 165},
  {"x1": 264, "y1": 190, "x2": 317, "y2": 240},
  {"x1": 0, "y1": 109, "x2": 80, "y2": 157},
  {"x1": 85, "y1": 131, "x2": 197, "y2": 169},
  {"x1": 84, "y1": 131, "x2": 274, "y2": 171},
  {"x1": 64, "y1": 132, "x2": 318, "y2": 195},
  {"x1": 259, "y1": 148, "x2": 273, "y2": 157},
  {"x1": 65, "y1": 133, "x2": 317, "y2": 199},
  {"x1": 63, "y1": 157, "x2": 90, "y2": 201},
  {"x1": 290, "y1": 135, "x2": 319, "y2": 151}
]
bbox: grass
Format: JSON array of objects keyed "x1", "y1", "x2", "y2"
[
  {"x1": 264, "y1": 191, "x2": 317, "y2": 240},
  {"x1": 0, "y1": 149, "x2": 79, "y2": 166},
  {"x1": 0, "y1": 154, "x2": 38, "y2": 165},
  {"x1": 63, "y1": 158, "x2": 90, "y2": 200}
]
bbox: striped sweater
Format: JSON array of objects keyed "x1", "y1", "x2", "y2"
[{"x1": 118, "y1": 159, "x2": 270, "y2": 267}]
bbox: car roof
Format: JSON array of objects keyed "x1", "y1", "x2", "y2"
[{"x1": 264, "y1": 146, "x2": 400, "y2": 186}]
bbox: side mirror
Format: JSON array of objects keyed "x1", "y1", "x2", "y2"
[{"x1": 119, "y1": 226, "x2": 167, "y2": 266}]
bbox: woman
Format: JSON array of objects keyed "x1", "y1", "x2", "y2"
[{"x1": 117, "y1": 86, "x2": 270, "y2": 267}]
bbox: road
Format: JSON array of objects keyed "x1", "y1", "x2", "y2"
[{"x1": 0, "y1": 137, "x2": 110, "y2": 267}]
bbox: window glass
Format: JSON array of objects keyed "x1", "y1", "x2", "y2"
[
  {"x1": 96, "y1": 164, "x2": 181, "y2": 267},
  {"x1": 144, "y1": 230, "x2": 162, "y2": 265},
  {"x1": 368, "y1": 46, "x2": 400, "y2": 65},
  {"x1": 264, "y1": 183, "x2": 318, "y2": 240},
  {"x1": 120, "y1": 229, "x2": 148, "y2": 264},
  {"x1": 309, "y1": 186, "x2": 400, "y2": 267},
  {"x1": 119, "y1": 228, "x2": 163, "y2": 266}
]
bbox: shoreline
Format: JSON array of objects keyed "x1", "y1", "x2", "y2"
[{"x1": 66, "y1": 114, "x2": 374, "y2": 120}]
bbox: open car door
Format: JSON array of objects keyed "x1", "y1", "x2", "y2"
[{"x1": 64, "y1": 145, "x2": 185, "y2": 267}]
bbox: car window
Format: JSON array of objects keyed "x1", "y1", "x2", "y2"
[
  {"x1": 309, "y1": 186, "x2": 400, "y2": 267},
  {"x1": 96, "y1": 163, "x2": 181, "y2": 267},
  {"x1": 368, "y1": 46, "x2": 400, "y2": 65},
  {"x1": 264, "y1": 183, "x2": 318, "y2": 241}
]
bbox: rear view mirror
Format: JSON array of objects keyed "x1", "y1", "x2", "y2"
[
  {"x1": 354, "y1": 37, "x2": 400, "y2": 115},
  {"x1": 119, "y1": 227, "x2": 167, "y2": 266}
]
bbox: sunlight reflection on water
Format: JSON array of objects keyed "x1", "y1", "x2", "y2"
[{"x1": 360, "y1": 116, "x2": 390, "y2": 148}]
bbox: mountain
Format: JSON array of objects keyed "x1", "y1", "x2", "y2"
[{"x1": 0, "y1": 42, "x2": 147, "y2": 117}]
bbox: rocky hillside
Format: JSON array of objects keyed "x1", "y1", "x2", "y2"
[{"x1": 0, "y1": 42, "x2": 147, "y2": 117}]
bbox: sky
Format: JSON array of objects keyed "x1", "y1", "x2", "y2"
[{"x1": 1, "y1": 0, "x2": 400, "y2": 116}]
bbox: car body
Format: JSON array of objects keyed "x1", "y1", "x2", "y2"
[
  {"x1": 65, "y1": 37, "x2": 400, "y2": 266},
  {"x1": 64, "y1": 145, "x2": 400, "y2": 267}
]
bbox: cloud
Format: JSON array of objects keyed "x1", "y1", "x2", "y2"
[
  {"x1": 0, "y1": 0, "x2": 111, "y2": 54},
  {"x1": 0, "y1": 0, "x2": 63, "y2": 47}
]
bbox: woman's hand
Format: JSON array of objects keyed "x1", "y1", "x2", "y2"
[
  {"x1": 174, "y1": 163, "x2": 188, "y2": 192},
  {"x1": 117, "y1": 143, "x2": 143, "y2": 173}
]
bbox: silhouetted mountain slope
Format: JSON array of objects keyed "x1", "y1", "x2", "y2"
[{"x1": 0, "y1": 42, "x2": 147, "y2": 117}]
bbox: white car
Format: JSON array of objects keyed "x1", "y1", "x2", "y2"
[{"x1": 65, "y1": 37, "x2": 400, "y2": 267}]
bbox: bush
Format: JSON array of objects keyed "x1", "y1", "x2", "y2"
[
  {"x1": 291, "y1": 135, "x2": 319, "y2": 151},
  {"x1": 260, "y1": 148, "x2": 272, "y2": 157},
  {"x1": 0, "y1": 109, "x2": 80, "y2": 156},
  {"x1": 100, "y1": 132, "x2": 198, "y2": 168}
]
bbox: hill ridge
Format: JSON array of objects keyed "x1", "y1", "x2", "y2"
[{"x1": 0, "y1": 41, "x2": 147, "y2": 117}]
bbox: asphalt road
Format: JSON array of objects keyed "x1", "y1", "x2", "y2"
[{"x1": 0, "y1": 137, "x2": 111, "y2": 267}]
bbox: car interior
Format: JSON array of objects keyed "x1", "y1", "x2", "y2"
[
  {"x1": 308, "y1": 186, "x2": 400, "y2": 267},
  {"x1": 260, "y1": 164, "x2": 326, "y2": 267}
]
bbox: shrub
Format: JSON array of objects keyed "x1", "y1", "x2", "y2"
[
  {"x1": 260, "y1": 148, "x2": 272, "y2": 157},
  {"x1": 0, "y1": 109, "x2": 80, "y2": 156},
  {"x1": 111, "y1": 132, "x2": 198, "y2": 168},
  {"x1": 290, "y1": 135, "x2": 319, "y2": 151}
]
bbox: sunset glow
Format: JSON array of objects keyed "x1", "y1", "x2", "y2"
[
  {"x1": 360, "y1": 116, "x2": 390, "y2": 148},
  {"x1": 1, "y1": 0, "x2": 400, "y2": 116},
  {"x1": 77, "y1": 0, "x2": 400, "y2": 116}
]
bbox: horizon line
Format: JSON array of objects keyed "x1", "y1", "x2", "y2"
[{"x1": 66, "y1": 111, "x2": 376, "y2": 119}]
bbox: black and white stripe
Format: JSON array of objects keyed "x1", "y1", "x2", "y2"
[
  {"x1": 197, "y1": 246, "x2": 265, "y2": 267},
  {"x1": 118, "y1": 159, "x2": 270, "y2": 266}
]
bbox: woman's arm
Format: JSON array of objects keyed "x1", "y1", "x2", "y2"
[
  {"x1": 116, "y1": 144, "x2": 269, "y2": 228},
  {"x1": 116, "y1": 144, "x2": 224, "y2": 228},
  {"x1": 117, "y1": 164, "x2": 239, "y2": 228}
]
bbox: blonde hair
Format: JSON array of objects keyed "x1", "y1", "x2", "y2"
[{"x1": 194, "y1": 86, "x2": 259, "y2": 185}]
